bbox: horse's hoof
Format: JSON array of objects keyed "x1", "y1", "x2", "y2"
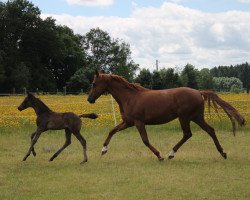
[
  {"x1": 221, "y1": 152, "x2": 227, "y2": 159},
  {"x1": 49, "y1": 158, "x2": 53, "y2": 162},
  {"x1": 158, "y1": 157, "x2": 164, "y2": 161},
  {"x1": 32, "y1": 152, "x2": 36, "y2": 157},
  {"x1": 168, "y1": 155, "x2": 174, "y2": 160},
  {"x1": 22, "y1": 158, "x2": 27, "y2": 161}
]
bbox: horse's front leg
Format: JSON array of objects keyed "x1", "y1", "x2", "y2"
[
  {"x1": 23, "y1": 130, "x2": 43, "y2": 161},
  {"x1": 135, "y1": 121, "x2": 164, "y2": 161},
  {"x1": 101, "y1": 121, "x2": 130, "y2": 155}
]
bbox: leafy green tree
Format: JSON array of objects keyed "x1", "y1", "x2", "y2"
[
  {"x1": 135, "y1": 68, "x2": 152, "y2": 89},
  {"x1": 213, "y1": 77, "x2": 243, "y2": 92},
  {"x1": 197, "y1": 68, "x2": 213, "y2": 89},
  {"x1": 180, "y1": 64, "x2": 198, "y2": 89},
  {"x1": 159, "y1": 68, "x2": 181, "y2": 89},
  {"x1": 10, "y1": 62, "x2": 30, "y2": 92},
  {"x1": 237, "y1": 62, "x2": 250, "y2": 93},
  {"x1": 152, "y1": 70, "x2": 163, "y2": 89},
  {"x1": 81, "y1": 28, "x2": 138, "y2": 81}
]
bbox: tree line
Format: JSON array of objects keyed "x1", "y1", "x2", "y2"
[
  {"x1": 136, "y1": 63, "x2": 250, "y2": 93},
  {"x1": 0, "y1": 0, "x2": 249, "y2": 94}
]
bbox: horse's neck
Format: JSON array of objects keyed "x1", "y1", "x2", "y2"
[
  {"x1": 108, "y1": 81, "x2": 136, "y2": 108},
  {"x1": 32, "y1": 99, "x2": 52, "y2": 116}
]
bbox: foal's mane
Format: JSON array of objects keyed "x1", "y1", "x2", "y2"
[
  {"x1": 108, "y1": 74, "x2": 147, "y2": 91},
  {"x1": 33, "y1": 97, "x2": 52, "y2": 113}
]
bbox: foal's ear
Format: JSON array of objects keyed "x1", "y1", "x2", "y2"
[
  {"x1": 95, "y1": 70, "x2": 99, "y2": 77},
  {"x1": 27, "y1": 92, "x2": 34, "y2": 98}
]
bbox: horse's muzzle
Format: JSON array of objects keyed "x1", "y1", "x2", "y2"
[{"x1": 87, "y1": 96, "x2": 96, "y2": 104}]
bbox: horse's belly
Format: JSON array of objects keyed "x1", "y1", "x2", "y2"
[{"x1": 144, "y1": 114, "x2": 177, "y2": 125}]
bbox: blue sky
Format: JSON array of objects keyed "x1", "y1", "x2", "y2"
[
  {"x1": 32, "y1": 0, "x2": 250, "y2": 16},
  {"x1": 7, "y1": 0, "x2": 250, "y2": 69}
]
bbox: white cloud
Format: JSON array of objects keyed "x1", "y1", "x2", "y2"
[
  {"x1": 238, "y1": 0, "x2": 250, "y2": 3},
  {"x1": 42, "y1": 2, "x2": 250, "y2": 70},
  {"x1": 66, "y1": 0, "x2": 114, "y2": 6}
]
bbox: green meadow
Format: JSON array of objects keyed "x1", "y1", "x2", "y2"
[{"x1": 0, "y1": 121, "x2": 249, "y2": 200}]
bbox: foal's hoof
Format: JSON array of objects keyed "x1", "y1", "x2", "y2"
[
  {"x1": 168, "y1": 155, "x2": 175, "y2": 160},
  {"x1": 80, "y1": 160, "x2": 87, "y2": 165},
  {"x1": 158, "y1": 157, "x2": 164, "y2": 161},
  {"x1": 221, "y1": 152, "x2": 227, "y2": 159},
  {"x1": 22, "y1": 157, "x2": 27, "y2": 161}
]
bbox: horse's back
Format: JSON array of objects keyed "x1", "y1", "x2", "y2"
[{"x1": 130, "y1": 87, "x2": 204, "y2": 124}]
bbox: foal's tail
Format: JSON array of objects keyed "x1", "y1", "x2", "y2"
[
  {"x1": 79, "y1": 113, "x2": 98, "y2": 119},
  {"x1": 200, "y1": 90, "x2": 245, "y2": 136}
]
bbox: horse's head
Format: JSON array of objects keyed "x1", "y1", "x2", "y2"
[
  {"x1": 18, "y1": 92, "x2": 35, "y2": 111},
  {"x1": 88, "y1": 70, "x2": 108, "y2": 104}
]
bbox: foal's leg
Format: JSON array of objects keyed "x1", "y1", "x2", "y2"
[
  {"x1": 30, "y1": 132, "x2": 37, "y2": 156},
  {"x1": 101, "y1": 121, "x2": 131, "y2": 155},
  {"x1": 168, "y1": 118, "x2": 192, "y2": 159},
  {"x1": 135, "y1": 121, "x2": 164, "y2": 161},
  {"x1": 194, "y1": 118, "x2": 227, "y2": 159},
  {"x1": 73, "y1": 131, "x2": 88, "y2": 164},
  {"x1": 49, "y1": 129, "x2": 72, "y2": 162},
  {"x1": 23, "y1": 130, "x2": 43, "y2": 161}
]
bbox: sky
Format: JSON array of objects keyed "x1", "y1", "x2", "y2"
[{"x1": 25, "y1": 0, "x2": 250, "y2": 70}]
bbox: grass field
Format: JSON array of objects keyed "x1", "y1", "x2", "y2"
[{"x1": 0, "y1": 94, "x2": 249, "y2": 199}]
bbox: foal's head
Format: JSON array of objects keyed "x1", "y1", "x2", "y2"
[
  {"x1": 88, "y1": 71, "x2": 109, "y2": 104},
  {"x1": 18, "y1": 92, "x2": 36, "y2": 111}
]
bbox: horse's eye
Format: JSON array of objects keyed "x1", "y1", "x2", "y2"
[{"x1": 92, "y1": 83, "x2": 96, "y2": 87}]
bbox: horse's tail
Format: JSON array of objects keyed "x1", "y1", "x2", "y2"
[
  {"x1": 200, "y1": 90, "x2": 245, "y2": 136},
  {"x1": 79, "y1": 113, "x2": 98, "y2": 119}
]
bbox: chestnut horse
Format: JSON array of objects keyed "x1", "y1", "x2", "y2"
[{"x1": 88, "y1": 71, "x2": 245, "y2": 161}]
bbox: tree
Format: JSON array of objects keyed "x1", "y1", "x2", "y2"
[
  {"x1": 213, "y1": 77, "x2": 243, "y2": 92},
  {"x1": 10, "y1": 62, "x2": 30, "y2": 92},
  {"x1": 81, "y1": 28, "x2": 138, "y2": 81},
  {"x1": 180, "y1": 64, "x2": 198, "y2": 89},
  {"x1": 210, "y1": 62, "x2": 250, "y2": 93},
  {"x1": 237, "y1": 62, "x2": 250, "y2": 93},
  {"x1": 197, "y1": 68, "x2": 213, "y2": 89},
  {"x1": 135, "y1": 68, "x2": 152, "y2": 89},
  {"x1": 152, "y1": 70, "x2": 163, "y2": 89},
  {"x1": 159, "y1": 68, "x2": 181, "y2": 89}
]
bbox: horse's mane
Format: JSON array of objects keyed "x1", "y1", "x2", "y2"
[{"x1": 108, "y1": 74, "x2": 147, "y2": 91}]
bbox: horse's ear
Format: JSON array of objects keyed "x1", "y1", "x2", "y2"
[{"x1": 95, "y1": 70, "x2": 99, "y2": 77}]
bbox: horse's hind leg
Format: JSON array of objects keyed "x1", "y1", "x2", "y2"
[
  {"x1": 135, "y1": 121, "x2": 164, "y2": 161},
  {"x1": 168, "y1": 118, "x2": 192, "y2": 159},
  {"x1": 31, "y1": 132, "x2": 37, "y2": 156},
  {"x1": 194, "y1": 118, "x2": 227, "y2": 159},
  {"x1": 73, "y1": 131, "x2": 87, "y2": 164},
  {"x1": 49, "y1": 129, "x2": 71, "y2": 162}
]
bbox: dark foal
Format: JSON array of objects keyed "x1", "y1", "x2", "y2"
[
  {"x1": 87, "y1": 71, "x2": 245, "y2": 161},
  {"x1": 18, "y1": 92, "x2": 98, "y2": 164}
]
